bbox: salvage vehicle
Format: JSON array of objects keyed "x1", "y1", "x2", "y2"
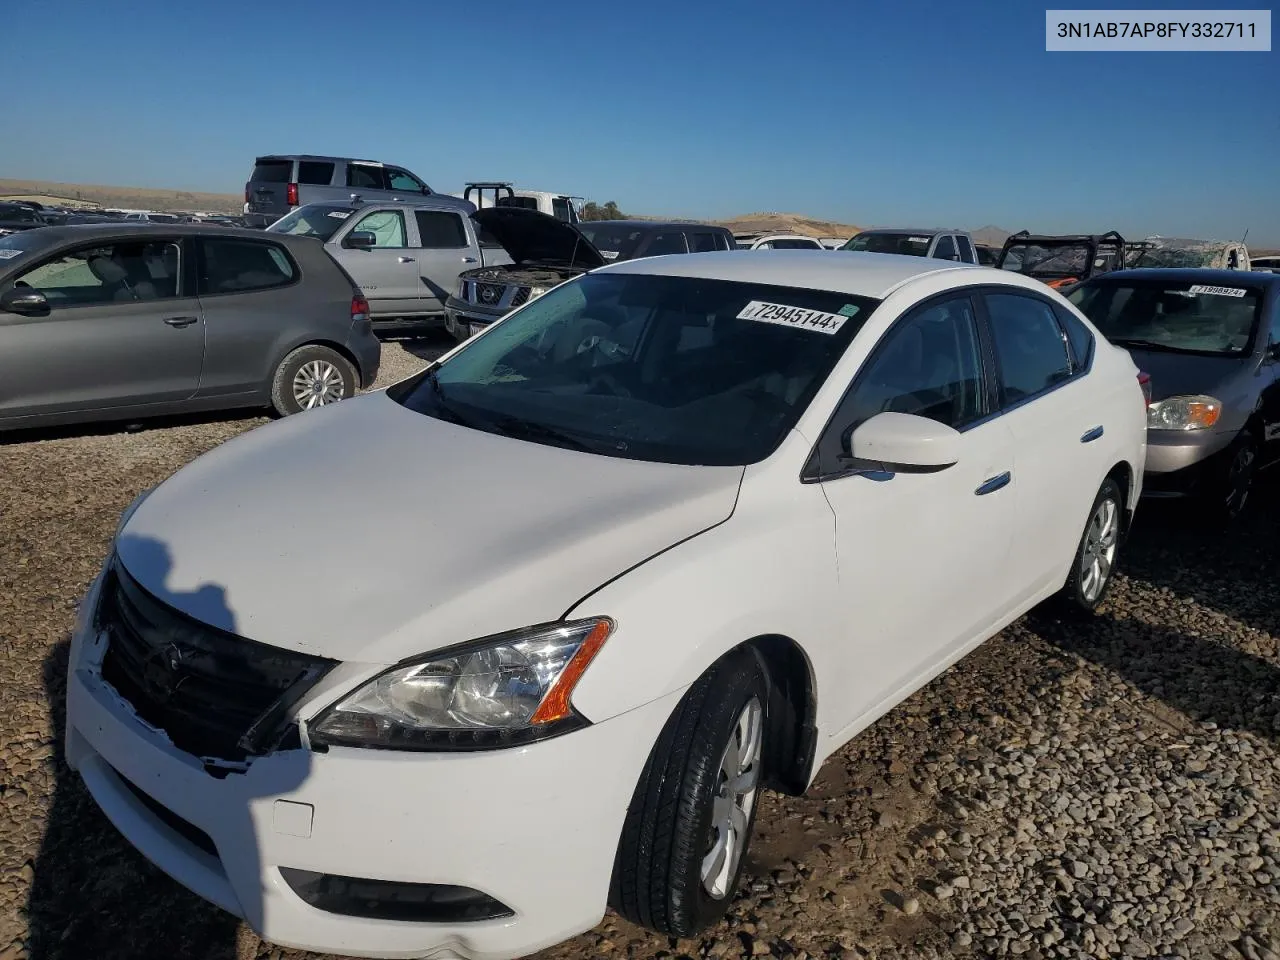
[
  {"x1": 840, "y1": 227, "x2": 980, "y2": 264},
  {"x1": 459, "y1": 181, "x2": 583, "y2": 223},
  {"x1": 1068, "y1": 268, "x2": 1280, "y2": 520},
  {"x1": 818, "y1": 237, "x2": 849, "y2": 250},
  {"x1": 67, "y1": 250, "x2": 1147, "y2": 960},
  {"x1": 0, "y1": 223, "x2": 379, "y2": 429},
  {"x1": 996, "y1": 231, "x2": 1126, "y2": 290},
  {"x1": 0, "y1": 201, "x2": 49, "y2": 236},
  {"x1": 243, "y1": 155, "x2": 467, "y2": 228},
  {"x1": 1252, "y1": 255, "x2": 1280, "y2": 273},
  {"x1": 268, "y1": 199, "x2": 511, "y2": 334},
  {"x1": 1123, "y1": 237, "x2": 1251, "y2": 271},
  {"x1": 734, "y1": 233, "x2": 826, "y2": 250},
  {"x1": 445, "y1": 211, "x2": 733, "y2": 340}
]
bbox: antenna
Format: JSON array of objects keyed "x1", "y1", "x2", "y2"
[{"x1": 1241, "y1": 227, "x2": 1249, "y2": 243}]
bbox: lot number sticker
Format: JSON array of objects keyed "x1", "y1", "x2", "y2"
[
  {"x1": 737, "y1": 300, "x2": 851, "y2": 335},
  {"x1": 0, "y1": 249, "x2": 23, "y2": 260},
  {"x1": 1189, "y1": 284, "x2": 1247, "y2": 298},
  {"x1": 327, "y1": 211, "x2": 351, "y2": 219}
]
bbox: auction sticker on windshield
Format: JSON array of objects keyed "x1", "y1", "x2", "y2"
[
  {"x1": 1189, "y1": 284, "x2": 1247, "y2": 298},
  {"x1": 737, "y1": 300, "x2": 853, "y2": 334},
  {"x1": 0, "y1": 250, "x2": 22, "y2": 259}
]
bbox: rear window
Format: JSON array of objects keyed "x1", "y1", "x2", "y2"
[
  {"x1": 198, "y1": 238, "x2": 296, "y2": 294},
  {"x1": 266, "y1": 204, "x2": 355, "y2": 242},
  {"x1": 842, "y1": 232, "x2": 932, "y2": 257},
  {"x1": 690, "y1": 233, "x2": 719, "y2": 253},
  {"x1": 251, "y1": 159, "x2": 293, "y2": 183},
  {"x1": 576, "y1": 224, "x2": 646, "y2": 261},
  {"x1": 552, "y1": 197, "x2": 573, "y2": 222},
  {"x1": 415, "y1": 210, "x2": 468, "y2": 249},
  {"x1": 346, "y1": 165, "x2": 387, "y2": 190},
  {"x1": 769, "y1": 238, "x2": 823, "y2": 250},
  {"x1": 298, "y1": 161, "x2": 335, "y2": 185},
  {"x1": 500, "y1": 196, "x2": 539, "y2": 211}
]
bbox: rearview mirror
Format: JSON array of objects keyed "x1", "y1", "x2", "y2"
[
  {"x1": 0, "y1": 287, "x2": 50, "y2": 316},
  {"x1": 843, "y1": 412, "x2": 960, "y2": 472},
  {"x1": 343, "y1": 231, "x2": 376, "y2": 250}
]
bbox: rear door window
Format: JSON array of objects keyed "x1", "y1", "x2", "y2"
[
  {"x1": 198, "y1": 239, "x2": 296, "y2": 294},
  {"x1": 956, "y1": 235, "x2": 976, "y2": 263},
  {"x1": 933, "y1": 235, "x2": 958, "y2": 261},
  {"x1": 645, "y1": 232, "x2": 688, "y2": 256},
  {"x1": 297, "y1": 161, "x2": 335, "y2": 185},
  {"x1": 551, "y1": 197, "x2": 573, "y2": 222},
  {"x1": 251, "y1": 159, "x2": 292, "y2": 183},
  {"x1": 414, "y1": 210, "x2": 468, "y2": 249},
  {"x1": 984, "y1": 292, "x2": 1072, "y2": 404},
  {"x1": 347, "y1": 164, "x2": 388, "y2": 190},
  {"x1": 689, "y1": 232, "x2": 719, "y2": 253},
  {"x1": 351, "y1": 210, "x2": 407, "y2": 248}
]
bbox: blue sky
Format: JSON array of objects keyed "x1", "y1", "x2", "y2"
[{"x1": 6, "y1": 0, "x2": 1277, "y2": 243}]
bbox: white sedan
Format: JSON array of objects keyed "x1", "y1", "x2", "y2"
[{"x1": 66, "y1": 251, "x2": 1147, "y2": 959}]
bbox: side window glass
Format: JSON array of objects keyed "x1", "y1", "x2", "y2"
[
  {"x1": 14, "y1": 241, "x2": 181, "y2": 305},
  {"x1": 829, "y1": 296, "x2": 986, "y2": 450},
  {"x1": 387, "y1": 169, "x2": 424, "y2": 192},
  {"x1": 957, "y1": 235, "x2": 976, "y2": 263},
  {"x1": 297, "y1": 161, "x2": 335, "y2": 185},
  {"x1": 199, "y1": 239, "x2": 295, "y2": 294},
  {"x1": 551, "y1": 197, "x2": 572, "y2": 222},
  {"x1": 933, "y1": 235, "x2": 958, "y2": 260},
  {"x1": 645, "y1": 233, "x2": 688, "y2": 256},
  {"x1": 985, "y1": 293, "x2": 1071, "y2": 404},
  {"x1": 1053, "y1": 304, "x2": 1096, "y2": 371},
  {"x1": 1269, "y1": 302, "x2": 1280, "y2": 346},
  {"x1": 414, "y1": 211, "x2": 467, "y2": 249},
  {"x1": 690, "y1": 233, "x2": 718, "y2": 253},
  {"x1": 714, "y1": 232, "x2": 731, "y2": 251},
  {"x1": 352, "y1": 210, "x2": 406, "y2": 248},
  {"x1": 346, "y1": 165, "x2": 387, "y2": 190}
]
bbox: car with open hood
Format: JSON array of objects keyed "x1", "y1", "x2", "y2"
[
  {"x1": 67, "y1": 249, "x2": 1147, "y2": 959},
  {"x1": 444, "y1": 210, "x2": 734, "y2": 340},
  {"x1": 1068, "y1": 268, "x2": 1280, "y2": 519}
]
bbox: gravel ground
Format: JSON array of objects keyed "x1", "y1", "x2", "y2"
[{"x1": 2, "y1": 338, "x2": 1277, "y2": 960}]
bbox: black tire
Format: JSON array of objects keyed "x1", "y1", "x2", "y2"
[
  {"x1": 610, "y1": 651, "x2": 768, "y2": 937},
  {"x1": 1060, "y1": 477, "x2": 1124, "y2": 612},
  {"x1": 270, "y1": 345, "x2": 356, "y2": 417},
  {"x1": 1206, "y1": 431, "x2": 1258, "y2": 524}
]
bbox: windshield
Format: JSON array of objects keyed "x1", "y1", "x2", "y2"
[
  {"x1": 575, "y1": 224, "x2": 645, "y2": 261},
  {"x1": 1125, "y1": 243, "x2": 1224, "y2": 269},
  {"x1": 1068, "y1": 279, "x2": 1263, "y2": 356},
  {"x1": 266, "y1": 204, "x2": 355, "y2": 241},
  {"x1": 0, "y1": 231, "x2": 45, "y2": 262},
  {"x1": 389, "y1": 272, "x2": 877, "y2": 466},
  {"x1": 841, "y1": 232, "x2": 931, "y2": 256}
]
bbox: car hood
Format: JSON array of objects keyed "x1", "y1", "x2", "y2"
[
  {"x1": 473, "y1": 207, "x2": 605, "y2": 269},
  {"x1": 1119, "y1": 347, "x2": 1252, "y2": 402},
  {"x1": 115, "y1": 392, "x2": 741, "y2": 663}
]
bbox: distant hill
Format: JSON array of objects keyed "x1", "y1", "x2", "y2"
[
  {"x1": 971, "y1": 225, "x2": 1012, "y2": 247},
  {"x1": 712, "y1": 212, "x2": 861, "y2": 240},
  {"x1": 0, "y1": 178, "x2": 242, "y2": 214}
]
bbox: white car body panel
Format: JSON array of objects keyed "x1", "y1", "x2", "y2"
[{"x1": 67, "y1": 251, "x2": 1147, "y2": 959}]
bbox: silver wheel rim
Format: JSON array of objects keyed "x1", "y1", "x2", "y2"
[
  {"x1": 1225, "y1": 442, "x2": 1256, "y2": 514},
  {"x1": 1080, "y1": 497, "x2": 1119, "y2": 602},
  {"x1": 292, "y1": 360, "x2": 345, "y2": 410},
  {"x1": 701, "y1": 696, "x2": 763, "y2": 899}
]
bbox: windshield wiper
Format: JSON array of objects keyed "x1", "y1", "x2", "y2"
[
  {"x1": 1108, "y1": 337, "x2": 1235, "y2": 356},
  {"x1": 487, "y1": 414, "x2": 598, "y2": 453}
]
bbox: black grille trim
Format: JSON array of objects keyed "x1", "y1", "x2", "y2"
[
  {"x1": 114, "y1": 768, "x2": 219, "y2": 860},
  {"x1": 509, "y1": 286, "x2": 531, "y2": 307},
  {"x1": 279, "y1": 868, "x2": 514, "y2": 922},
  {"x1": 97, "y1": 562, "x2": 336, "y2": 762}
]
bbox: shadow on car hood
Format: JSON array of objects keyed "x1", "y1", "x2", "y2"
[
  {"x1": 473, "y1": 207, "x2": 605, "y2": 269},
  {"x1": 1118, "y1": 347, "x2": 1252, "y2": 402},
  {"x1": 116, "y1": 392, "x2": 742, "y2": 663}
]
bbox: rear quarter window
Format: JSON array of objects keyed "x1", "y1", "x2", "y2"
[
  {"x1": 1054, "y1": 304, "x2": 1096, "y2": 370},
  {"x1": 251, "y1": 159, "x2": 293, "y2": 183},
  {"x1": 198, "y1": 238, "x2": 297, "y2": 294},
  {"x1": 297, "y1": 161, "x2": 335, "y2": 185}
]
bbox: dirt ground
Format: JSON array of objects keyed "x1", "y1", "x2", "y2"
[{"x1": 1, "y1": 337, "x2": 1277, "y2": 960}]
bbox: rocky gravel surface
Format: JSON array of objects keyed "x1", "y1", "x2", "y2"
[{"x1": 2, "y1": 336, "x2": 1278, "y2": 960}]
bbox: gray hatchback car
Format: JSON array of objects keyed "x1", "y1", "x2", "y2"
[
  {"x1": 1067, "y1": 268, "x2": 1280, "y2": 519},
  {"x1": 0, "y1": 223, "x2": 380, "y2": 431}
]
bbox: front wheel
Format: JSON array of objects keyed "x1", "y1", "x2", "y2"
[
  {"x1": 1209, "y1": 432, "x2": 1257, "y2": 523},
  {"x1": 610, "y1": 651, "x2": 768, "y2": 936},
  {"x1": 270, "y1": 345, "x2": 356, "y2": 416},
  {"x1": 1060, "y1": 477, "x2": 1124, "y2": 612}
]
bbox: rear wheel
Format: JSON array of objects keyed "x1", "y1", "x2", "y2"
[
  {"x1": 270, "y1": 345, "x2": 356, "y2": 416},
  {"x1": 1060, "y1": 478, "x2": 1123, "y2": 612},
  {"x1": 610, "y1": 651, "x2": 768, "y2": 936}
]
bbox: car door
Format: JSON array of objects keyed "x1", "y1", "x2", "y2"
[
  {"x1": 977, "y1": 288, "x2": 1111, "y2": 598},
  {"x1": 410, "y1": 209, "x2": 479, "y2": 314},
  {"x1": 0, "y1": 237, "x2": 203, "y2": 420},
  {"x1": 1260, "y1": 296, "x2": 1280, "y2": 465},
  {"x1": 328, "y1": 208, "x2": 424, "y2": 316},
  {"x1": 811, "y1": 292, "x2": 1019, "y2": 726}
]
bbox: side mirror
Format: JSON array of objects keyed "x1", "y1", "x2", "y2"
[
  {"x1": 0, "y1": 287, "x2": 50, "y2": 316},
  {"x1": 343, "y1": 231, "x2": 376, "y2": 250},
  {"x1": 843, "y1": 412, "x2": 961, "y2": 472}
]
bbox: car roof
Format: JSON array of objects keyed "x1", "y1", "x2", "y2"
[
  {"x1": 854, "y1": 227, "x2": 959, "y2": 237},
  {"x1": 255, "y1": 154, "x2": 377, "y2": 164},
  {"x1": 748, "y1": 233, "x2": 823, "y2": 242},
  {"x1": 1090, "y1": 268, "x2": 1279, "y2": 287},
  {"x1": 8, "y1": 223, "x2": 319, "y2": 248},
  {"x1": 583, "y1": 220, "x2": 728, "y2": 232},
  {"x1": 599, "y1": 249, "x2": 997, "y2": 299}
]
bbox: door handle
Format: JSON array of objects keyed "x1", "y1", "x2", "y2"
[
  {"x1": 975, "y1": 472, "x2": 1011, "y2": 496},
  {"x1": 462, "y1": 256, "x2": 478, "y2": 263},
  {"x1": 397, "y1": 256, "x2": 416, "y2": 263},
  {"x1": 1081, "y1": 425, "x2": 1104, "y2": 443},
  {"x1": 163, "y1": 316, "x2": 198, "y2": 328}
]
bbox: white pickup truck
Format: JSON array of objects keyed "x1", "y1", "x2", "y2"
[{"x1": 455, "y1": 182, "x2": 583, "y2": 224}]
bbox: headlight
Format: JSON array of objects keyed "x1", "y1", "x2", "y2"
[
  {"x1": 308, "y1": 617, "x2": 613, "y2": 751},
  {"x1": 528, "y1": 286, "x2": 548, "y2": 300},
  {"x1": 1147, "y1": 395, "x2": 1222, "y2": 430},
  {"x1": 115, "y1": 487, "x2": 154, "y2": 539}
]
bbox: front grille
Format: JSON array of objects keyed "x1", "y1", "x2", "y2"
[
  {"x1": 474, "y1": 282, "x2": 506, "y2": 306},
  {"x1": 97, "y1": 564, "x2": 335, "y2": 762},
  {"x1": 509, "y1": 286, "x2": 531, "y2": 307}
]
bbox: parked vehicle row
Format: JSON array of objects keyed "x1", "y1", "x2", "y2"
[
  {"x1": 838, "y1": 227, "x2": 982, "y2": 264},
  {"x1": 67, "y1": 250, "x2": 1149, "y2": 960}
]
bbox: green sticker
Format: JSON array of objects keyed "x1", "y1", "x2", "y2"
[{"x1": 838, "y1": 304, "x2": 860, "y2": 318}]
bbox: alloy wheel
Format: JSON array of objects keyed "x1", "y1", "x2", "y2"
[
  {"x1": 1080, "y1": 497, "x2": 1119, "y2": 603},
  {"x1": 701, "y1": 696, "x2": 763, "y2": 899},
  {"x1": 292, "y1": 360, "x2": 345, "y2": 410}
]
